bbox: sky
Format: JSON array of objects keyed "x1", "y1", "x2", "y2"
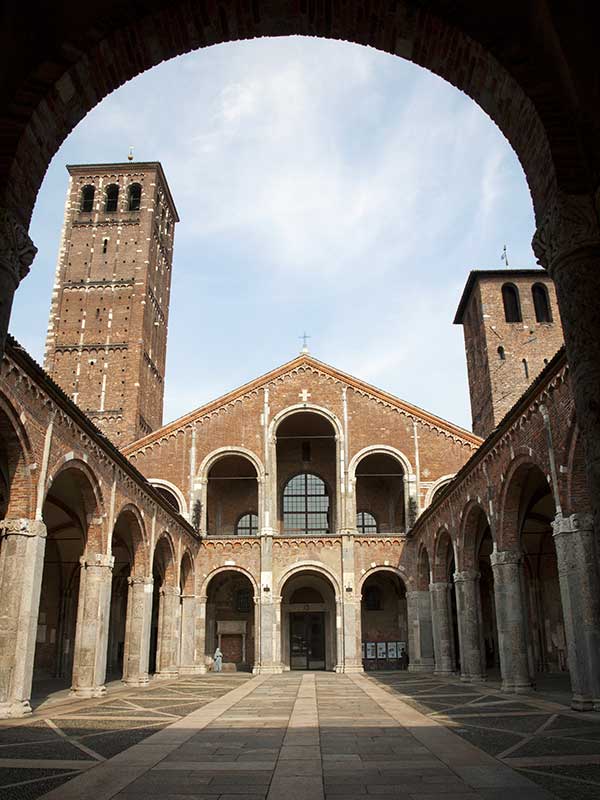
[{"x1": 10, "y1": 36, "x2": 538, "y2": 432}]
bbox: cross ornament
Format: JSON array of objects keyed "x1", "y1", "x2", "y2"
[{"x1": 299, "y1": 389, "x2": 311, "y2": 403}]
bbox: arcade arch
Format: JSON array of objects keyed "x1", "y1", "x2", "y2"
[
  {"x1": 149, "y1": 533, "x2": 178, "y2": 676},
  {"x1": 360, "y1": 568, "x2": 408, "y2": 671},
  {"x1": 203, "y1": 452, "x2": 261, "y2": 536},
  {"x1": 352, "y1": 451, "x2": 407, "y2": 534},
  {"x1": 280, "y1": 568, "x2": 339, "y2": 671},
  {"x1": 274, "y1": 410, "x2": 340, "y2": 534},
  {"x1": 204, "y1": 569, "x2": 257, "y2": 671}
]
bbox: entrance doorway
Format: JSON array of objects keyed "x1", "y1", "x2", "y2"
[{"x1": 290, "y1": 612, "x2": 325, "y2": 670}]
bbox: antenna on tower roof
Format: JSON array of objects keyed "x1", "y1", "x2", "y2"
[
  {"x1": 128, "y1": 146, "x2": 134, "y2": 162},
  {"x1": 501, "y1": 244, "x2": 509, "y2": 266}
]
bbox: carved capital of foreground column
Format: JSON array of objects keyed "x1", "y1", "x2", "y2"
[
  {"x1": 0, "y1": 518, "x2": 46, "y2": 539},
  {"x1": 453, "y1": 569, "x2": 480, "y2": 584},
  {"x1": 489, "y1": 549, "x2": 521, "y2": 568},
  {"x1": 532, "y1": 190, "x2": 600, "y2": 273},
  {"x1": 0, "y1": 208, "x2": 37, "y2": 288}
]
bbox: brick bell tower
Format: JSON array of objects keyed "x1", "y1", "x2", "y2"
[
  {"x1": 44, "y1": 161, "x2": 179, "y2": 446},
  {"x1": 454, "y1": 269, "x2": 564, "y2": 439}
]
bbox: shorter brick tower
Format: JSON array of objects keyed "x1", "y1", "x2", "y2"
[
  {"x1": 454, "y1": 269, "x2": 564, "y2": 438},
  {"x1": 44, "y1": 161, "x2": 179, "y2": 445}
]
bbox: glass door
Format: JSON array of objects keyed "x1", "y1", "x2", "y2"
[{"x1": 290, "y1": 612, "x2": 325, "y2": 670}]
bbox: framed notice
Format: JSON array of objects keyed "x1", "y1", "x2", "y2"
[
  {"x1": 387, "y1": 641, "x2": 397, "y2": 659},
  {"x1": 377, "y1": 642, "x2": 387, "y2": 659},
  {"x1": 361, "y1": 642, "x2": 366, "y2": 660},
  {"x1": 397, "y1": 641, "x2": 406, "y2": 656},
  {"x1": 366, "y1": 642, "x2": 376, "y2": 659}
]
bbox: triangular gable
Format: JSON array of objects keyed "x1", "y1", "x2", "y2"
[{"x1": 123, "y1": 354, "x2": 482, "y2": 454}]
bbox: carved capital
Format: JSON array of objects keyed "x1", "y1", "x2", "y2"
[
  {"x1": 80, "y1": 552, "x2": 114, "y2": 570},
  {"x1": 453, "y1": 569, "x2": 480, "y2": 584},
  {"x1": 0, "y1": 208, "x2": 37, "y2": 287},
  {"x1": 0, "y1": 517, "x2": 46, "y2": 538},
  {"x1": 532, "y1": 191, "x2": 600, "y2": 272},
  {"x1": 429, "y1": 581, "x2": 450, "y2": 592},
  {"x1": 490, "y1": 549, "x2": 521, "y2": 568}
]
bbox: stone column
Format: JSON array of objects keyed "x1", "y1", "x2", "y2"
[
  {"x1": 0, "y1": 208, "x2": 37, "y2": 358},
  {"x1": 453, "y1": 570, "x2": 485, "y2": 681},
  {"x1": 258, "y1": 532, "x2": 281, "y2": 672},
  {"x1": 533, "y1": 195, "x2": 600, "y2": 670},
  {"x1": 122, "y1": 575, "x2": 153, "y2": 686},
  {"x1": 178, "y1": 593, "x2": 198, "y2": 674},
  {"x1": 553, "y1": 512, "x2": 600, "y2": 710},
  {"x1": 0, "y1": 519, "x2": 46, "y2": 718},
  {"x1": 490, "y1": 551, "x2": 532, "y2": 693},
  {"x1": 334, "y1": 598, "x2": 344, "y2": 672},
  {"x1": 155, "y1": 585, "x2": 180, "y2": 677},
  {"x1": 341, "y1": 533, "x2": 362, "y2": 672},
  {"x1": 252, "y1": 594, "x2": 261, "y2": 673},
  {"x1": 194, "y1": 594, "x2": 208, "y2": 673},
  {"x1": 429, "y1": 581, "x2": 454, "y2": 676},
  {"x1": 71, "y1": 553, "x2": 114, "y2": 698},
  {"x1": 406, "y1": 590, "x2": 435, "y2": 672}
]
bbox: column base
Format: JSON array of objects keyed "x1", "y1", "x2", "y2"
[
  {"x1": 122, "y1": 675, "x2": 150, "y2": 687},
  {"x1": 342, "y1": 664, "x2": 364, "y2": 674},
  {"x1": 460, "y1": 674, "x2": 486, "y2": 683},
  {"x1": 434, "y1": 669, "x2": 455, "y2": 677},
  {"x1": 501, "y1": 680, "x2": 532, "y2": 694},
  {"x1": 408, "y1": 664, "x2": 435, "y2": 673},
  {"x1": 178, "y1": 665, "x2": 205, "y2": 675},
  {"x1": 70, "y1": 685, "x2": 107, "y2": 699},
  {"x1": 571, "y1": 694, "x2": 595, "y2": 712},
  {"x1": 0, "y1": 699, "x2": 32, "y2": 719},
  {"x1": 155, "y1": 669, "x2": 179, "y2": 679},
  {"x1": 255, "y1": 664, "x2": 284, "y2": 674}
]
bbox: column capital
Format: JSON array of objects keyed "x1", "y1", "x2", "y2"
[
  {"x1": 453, "y1": 569, "x2": 480, "y2": 583},
  {"x1": 429, "y1": 581, "x2": 450, "y2": 592},
  {"x1": 0, "y1": 518, "x2": 46, "y2": 539},
  {"x1": 159, "y1": 584, "x2": 180, "y2": 597},
  {"x1": 127, "y1": 575, "x2": 153, "y2": 586},
  {"x1": 0, "y1": 207, "x2": 37, "y2": 288},
  {"x1": 532, "y1": 190, "x2": 600, "y2": 272},
  {"x1": 553, "y1": 511, "x2": 594, "y2": 538},
  {"x1": 490, "y1": 549, "x2": 521, "y2": 568},
  {"x1": 80, "y1": 552, "x2": 114, "y2": 569}
]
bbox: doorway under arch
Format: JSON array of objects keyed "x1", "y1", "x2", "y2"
[{"x1": 280, "y1": 569, "x2": 338, "y2": 671}]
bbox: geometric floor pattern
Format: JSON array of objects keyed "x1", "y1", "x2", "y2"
[
  {"x1": 371, "y1": 672, "x2": 600, "y2": 800},
  {"x1": 2, "y1": 671, "x2": 600, "y2": 799},
  {"x1": 0, "y1": 674, "x2": 250, "y2": 799}
]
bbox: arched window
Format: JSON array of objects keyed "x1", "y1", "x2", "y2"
[
  {"x1": 357, "y1": 511, "x2": 378, "y2": 534},
  {"x1": 502, "y1": 283, "x2": 522, "y2": 323},
  {"x1": 235, "y1": 512, "x2": 259, "y2": 536},
  {"x1": 532, "y1": 282, "x2": 552, "y2": 323},
  {"x1": 80, "y1": 185, "x2": 95, "y2": 212},
  {"x1": 363, "y1": 585, "x2": 382, "y2": 611},
  {"x1": 283, "y1": 473, "x2": 329, "y2": 535},
  {"x1": 105, "y1": 184, "x2": 119, "y2": 212},
  {"x1": 153, "y1": 485, "x2": 181, "y2": 513},
  {"x1": 497, "y1": 345, "x2": 505, "y2": 360},
  {"x1": 128, "y1": 183, "x2": 142, "y2": 211}
]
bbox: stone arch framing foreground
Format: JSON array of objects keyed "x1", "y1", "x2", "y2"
[{"x1": 2, "y1": 4, "x2": 600, "y2": 540}]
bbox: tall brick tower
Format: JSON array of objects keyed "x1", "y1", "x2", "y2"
[
  {"x1": 44, "y1": 162, "x2": 179, "y2": 446},
  {"x1": 454, "y1": 269, "x2": 564, "y2": 438}
]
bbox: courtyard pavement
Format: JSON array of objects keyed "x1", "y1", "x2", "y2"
[{"x1": 0, "y1": 671, "x2": 599, "y2": 799}]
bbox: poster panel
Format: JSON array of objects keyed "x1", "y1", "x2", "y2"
[
  {"x1": 377, "y1": 642, "x2": 387, "y2": 659},
  {"x1": 366, "y1": 642, "x2": 376, "y2": 659}
]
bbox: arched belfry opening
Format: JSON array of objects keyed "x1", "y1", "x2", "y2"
[
  {"x1": 280, "y1": 569, "x2": 338, "y2": 670},
  {"x1": 205, "y1": 570, "x2": 256, "y2": 671},
  {"x1": 206, "y1": 454, "x2": 259, "y2": 536},
  {"x1": 355, "y1": 453, "x2": 406, "y2": 534},
  {"x1": 275, "y1": 411, "x2": 338, "y2": 535},
  {"x1": 360, "y1": 570, "x2": 408, "y2": 670}
]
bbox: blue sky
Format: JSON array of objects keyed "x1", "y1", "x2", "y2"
[{"x1": 11, "y1": 36, "x2": 537, "y2": 431}]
